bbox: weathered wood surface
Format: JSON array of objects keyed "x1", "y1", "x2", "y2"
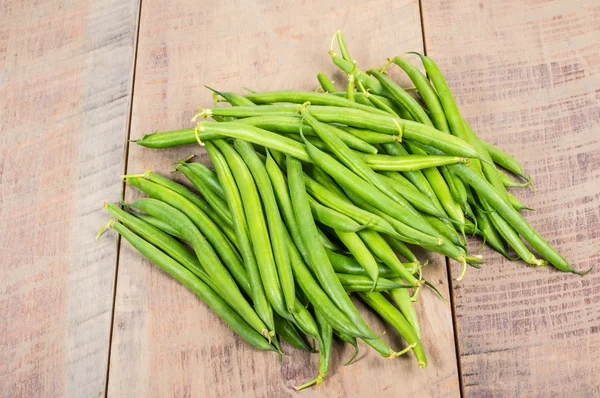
[
  {"x1": 421, "y1": 0, "x2": 600, "y2": 396},
  {"x1": 0, "y1": 0, "x2": 139, "y2": 396},
  {"x1": 107, "y1": 0, "x2": 459, "y2": 396}
]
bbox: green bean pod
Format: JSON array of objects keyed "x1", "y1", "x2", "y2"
[
  {"x1": 178, "y1": 161, "x2": 226, "y2": 199},
  {"x1": 358, "y1": 229, "x2": 420, "y2": 287},
  {"x1": 508, "y1": 192, "x2": 535, "y2": 211},
  {"x1": 359, "y1": 291, "x2": 427, "y2": 368},
  {"x1": 244, "y1": 91, "x2": 388, "y2": 116},
  {"x1": 235, "y1": 140, "x2": 296, "y2": 313},
  {"x1": 388, "y1": 282, "x2": 421, "y2": 339},
  {"x1": 274, "y1": 315, "x2": 312, "y2": 351},
  {"x1": 360, "y1": 153, "x2": 467, "y2": 171},
  {"x1": 500, "y1": 170, "x2": 532, "y2": 188},
  {"x1": 129, "y1": 211, "x2": 184, "y2": 239},
  {"x1": 108, "y1": 221, "x2": 275, "y2": 352},
  {"x1": 338, "y1": 125, "x2": 397, "y2": 144},
  {"x1": 176, "y1": 163, "x2": 233, "y2": 227},
  {"x1": 369, "y1": 69, "x2": 433, "y2": 125},
  {"x1": 205, "y1": 141, "x2": 275, "y2": 334},
  {"x1": 482, "y1": 140, "x2": 529, "y2": 181},
  {"x1": 213, "y1": 139, "x2": 289, "y2": 318},
  {"x1": 125, "y1": 198, "x2": 270, "y2": 337},
  {"x1": 126, "y1": 177, "x2": 248, "y2": 292},
  {"x1": 335, "y1": 230, "x2": 379, "y2": 286},
  {"x1": 338, "y1": 274, "x2": 408, "y2": 292},
  {"x1": 317, "y1": 72, "x2": 338, "y2": 93},
  {"x1": 327, "y1": 250, "x2": 403, "y2": 278},
  {"x1": 311, "y1": 198, "x2": 367, "y2": 232},
  {"x1": 287, "y1": 155, "x2": 395, "y2": 356}
]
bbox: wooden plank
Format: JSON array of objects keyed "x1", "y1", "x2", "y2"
[
  {"x1": 107, "y1": 0, "x2": 460, "y2": 396},
  {"x1": 420, "y1": 0, "x2": 600, "y2": 395},
  {"x1": 0, "y1": 0, "x2": 139, "y2": 396}
]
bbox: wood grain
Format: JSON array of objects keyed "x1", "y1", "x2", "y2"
[
  {"x1": 0, "y1": 0, "x2": 139, "y2": 396},
  {"x1": 107, "y1": 0, "x2": 460, "y2": 396},
  {"x1": 421, "y1": 0, "x2": 600, "y2": 396}
]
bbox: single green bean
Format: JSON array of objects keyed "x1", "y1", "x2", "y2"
[
  {"x1": 359, "y1": 153, "x2": 467, "y2": 171},
  {"x1": 128, "y1": 210, "x2": 184, "y2": 239},
  {"x1": 335, "y1": 230, "x2": 379, "y2": 287},
  {"x1": 508, "y1": 192, "x2": 535, "y2": 211},
  {"x1": 500, "y1": 170, "x2": 532, "y2": 188},
  {"x1": 274, "y1": 315, "x2": 311, "y2": 351},
  {"x1": 339, "y1": 274, "x2": 408, "y2": 292},
  {"x1": 388, "y1": 281, "x2": 421, "y2": 338},
  {"x1": 327, "y1": 250, "x2": 401, "y2": 278},
  {"x1": 359, "y1": 291, "x2": 426, "y2": 367},
  {"x1": 317, "y1": 72, "x2": 338, "y2": 93},
  {"x1": 482, "y1": 140, "x2": 529, "y2": 181}
]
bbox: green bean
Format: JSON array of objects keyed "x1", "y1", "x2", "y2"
[
  {"x1": 106, "y1": 221, "x2": 275, "y2": 352},
  {"x1": 388, "y1": 282, "x2": 421, "y2": 339},
  {"x1": 335, "y1": 230, "x2": 379, "y2": 287},
  {"x1": 359, "y1": 153, "x2": 467, "y2": 171},
  {"x1": 304, "y1": 105, "x2": 485, "y2": 161},
  {"x1": 404, "y1": 141, "x2": 466, "y2": 234},
  {"x1": 336, "y1": 30, "x2": 353, "y2": 63},
  {"x1": 331, "y1": 91, "x2": 408, "y2": 117},
  {"x1": 234, "y1": 116, "x2": 379, "y2": 154},
  {"x1": 213, "y1": 139, "x2": 289, "y2": 318},
  {"x1": 330, "y1": 52, "x2": 386, "y2": 95},
  {"x1": 125, "y1": 177, "x2": 248, "y2": 293},
  {"x1": 334, "y1": 330, "x2": 359, "y2": 366},
  {"x1": 508, "y1": 192, "x2": 535, "y2": 211},
  {"x1": 105, "y1": 203, "x2": 219, "y2": 292},
  {"x1": 381, "y1": 234, "x2": 418, "y2": 264},
  {"x1": 381, "y1": 142, "x2": 447, "y2": 215},
  {"x1": 301, "y1": 109, "x2": 446, "y2": 242},
  {"x1": 178, "y1": 161, "x2": 226, "y2": 199},
  {"x1": 500, "y1": 170, "x2": 532, "y2": 188},
  {"x1": 176, "y1": 163, "x2": 233, "y2": 226},
  {"x1": 125, "y1": 197, "x2": 270, "y2": 337},
  {"x1": 452, "y1": 163, "x2": 591, "y2": 274},
  {"x1": 137, "y1": 171, "x2": 237, "y2": 244},
  {"x1": 310, "y1": 198, "x2": 366, "y2": 232},
  {"x1": 193, "y1": 105, "x2": 485, "y2": 161},
  {"x1": 327, "y1": 250, "x2": 401, "y2": 278},
  {"x1": 128, "y1": 210, "x2": 184, "y2": 239},
  {"x1": 356, "y1": 80, "x2": 399, "y2": 117},
  {"x1": 205, "y1": 86, "x2": 256, "y2": 106},
  {"x1": 244, "y1": 91, "x2": 388, "y2": 116},
  {"x1": 359, "y1": 291, "x2": 425, "y2": 367},
  {"x1": 339, "y1": 274, "x2": 408, "y2": 292},
  {"x1": 391, "y1": 56, "x2": 451, "y2": 133},
  {"x1": 378, "y1": 171, "x2": 452, "y2": 219},
  {"x1": 296, "y1": 310, "x2": 332, "y2": 389},
  {"x1": 283, "y1": 226, "x2": 362, "y2": 337},
  {"x1": 338, "y1": 184, "x2": 443, "y2": 247},
  {"x1": 485, "y1": 203, "x2": 546, "y2": 266},
  {"x1": 205, "y1": 141, "x2": 275, "y2": 333},
  {"x1": 369, "y1": 69, "x2": 433, "y2": 125},
  {"x1": 317, "y1": 72, "x2": 338, "y2": 93},
  {"x1": 287, "y1": 155, "x2": 395, "y2": 356},
  {"x1": 234, "y1": 140, "x2": 296, "y2": 313},
  {"x1": 482, "y1": 140, "x2": 529, "y2": 181},
  {"x1": 291, "y1": 299, "x2": 320, "y2": 339},
  {"x1": 338, "y1": 125, "x2": 397, "y2": 144},
  {"x1": 358, "y1": 229, "x2": 420, "y2": 287},
  {"x1": 304, "y1": 174, "x2": 402, "y2": 238},
  {"x1": 346, "y1": 62, "x2": 356, "y2": 101},
  {"x1": 422, "y1": 214, "x2": 464, "y2": 248},
  {"x1": 471, "y1": 201, "x2": 511, "y2": 258},
  {"x1": 274, "y1": 315, "x2": 311, "y2": 351}
]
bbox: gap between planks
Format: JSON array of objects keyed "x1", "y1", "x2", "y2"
[{"x1": 103, "y1": 0, "x2": 145, "y2": 396}]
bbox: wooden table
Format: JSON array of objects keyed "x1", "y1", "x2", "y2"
[{"x1": 1, "y1": 0, "x2": 599, "y2": 396}]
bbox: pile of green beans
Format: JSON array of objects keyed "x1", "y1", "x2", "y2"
[{"x1": 99, "y1": 31, "x2": 592, "y2": 389}]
